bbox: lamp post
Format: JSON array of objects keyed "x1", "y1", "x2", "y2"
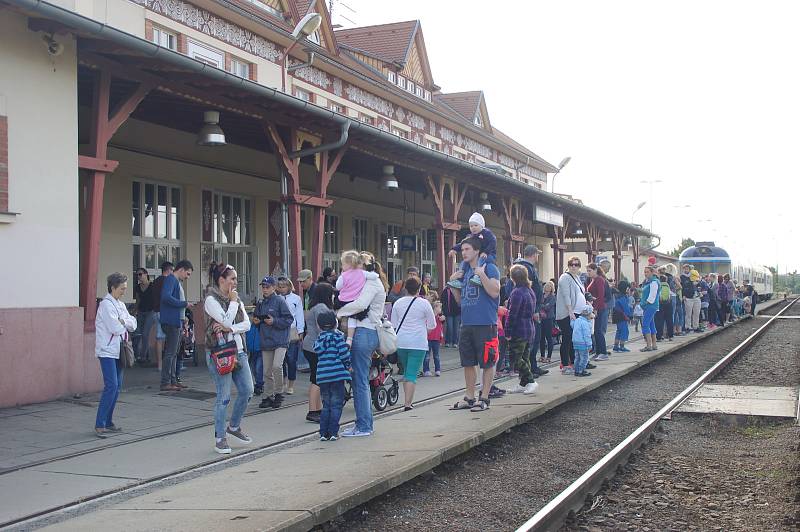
[
  {"x1": 278, "y1": 12, "x2": 323, "y2": 275},
  {"x1": 631, "y1": 201, "x2": 646, "y2": 223},
  {"x1": 550, "y1": 156, "x2": 571, "y2": 193},
  {"x1": 640, "y1": 179, "x2": 663, "y2": 232}
]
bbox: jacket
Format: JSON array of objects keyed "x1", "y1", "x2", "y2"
[
  {"x1": 95, "y1": 294, "x2": 137, "y2": 358},
  {"x1": 204, "y1": 293, "x2": 250, "y2": 353},
  {"x1": 556, "y1": 272, "x2": 587, "y2": 320},
  {"x1": 572, "y1": 316, "x2": 593, "y2": 350},
  {"x1": 642, "y1": 276, "x2": 661, "y2": 310},
  {"x1": 337, "y1": 275, "x2": 387, "y2": 329},
  {"x1": 614, "y1": 294, "x2": 633, "y2": 321},
  {"x1": 255, "y1": 293, "x2": 293, "y2": 349},
  {"x1": 281, "y1": 292, "x2": 305, "y2": 334},
  {"x1": 540, "y1": 293, "x2": 556, "y2": 320},
  {"x1": 452, "y1": 227, "x2": 497, "y2": 262},
  {"x1": 587, "y1": 277, "x2": 608, "y2": 311},
  {"x1": 506, "y1": 285, "x2": 536, "y2": 340},
  {"x1": 303, "y1": 303, "x2": 332, "y2": 353},
  {"x1": 159, "y1": 274, "x2": 187, "y2": 327},
  {"x1": 313, "y1": 329, "x2": 352, "y2": 384},
  {"x1": 513, "y1": 258, "x2": 543, "y2": 311}
]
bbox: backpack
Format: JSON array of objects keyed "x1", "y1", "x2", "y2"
[
  {"x1": 659, "y1": 282, "x2": 671, "y2": 303},
  {"x1": 603, "y1": 279, "x2": 613, "y2": 305}
]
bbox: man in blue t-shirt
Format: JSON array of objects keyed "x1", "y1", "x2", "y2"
[{"x1": 448, "y1": 235, "x2": 501, "y2": 412}]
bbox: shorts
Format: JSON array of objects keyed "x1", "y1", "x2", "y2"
[
  {"x1": 154, "y1": 312, "x2": 166, "y2": 340},
  {"x1": 458, "y1": 325, "x2": 499, "y2": 369}
]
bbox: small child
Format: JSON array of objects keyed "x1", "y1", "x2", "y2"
[
  {"x1": 633, "y1": 298, "x2": 644, "y2": 332},
  {"x1": 446, "y1": 212, "x2": 497, "y2": 289},
  {"x1": 423, "y1": 301, "x2": 445, "y2": 376},
  {"x1": 335, "y1": 250, "x2": 374, "y2": 346},
  {"x1": 612, "y1": 281, "x2": 633, "y2": 353},
  {"x1": 496, "y1": 305, "x2": 510, "y2": 374},
  {"x1": 313, "y1": 310, "x2": 352, "y2": 441},
  {"x1": 743, "y1": 296, "x2": 752, "y2": 315},
  {"x1": 572, "y1": 303, "x2": 594, "y2": 377}
]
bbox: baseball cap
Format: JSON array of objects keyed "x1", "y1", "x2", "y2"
[
  {"x1": 261, "y1": 276, "x2": 276, "y2": 286},
  {"x1": 296, "y1": 269, "x2": 313, "y2": 282}
]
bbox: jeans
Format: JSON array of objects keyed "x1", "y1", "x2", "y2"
[
  {"x1": 574, "y1": 348, "x2": 589, "y2": 374},
  {"x1": 206, "y1": 351, "x2": 253, "y2": 438},
  {"x1": 249, "y1": 351, "x2": 264, "y2": 388},
  {"x1": 319, "y1": 380, "x2": 346, "y2": 437},
  {"x1": 134, "y1": 311, "x2": 153, "y2": 360},
  {"x1": 539, "y1": 318, "x2": 554, "y2": 357},
  {"x1": 557, "y1": 317, "x2": 575, "y2": 367},
  {"x1": 262, "y1": 348, "x2": 287, "y2": 396},
  {"x1": 445, "y1": 315, "x2": 460, "y2": 345},
  {"x1": 642, "y1": 307, "x2": 658, "y2": 335},
  {"x1": 160, "y1": 324, "x2": 181, "y2": 386},
  {"x1": 673, "y1": 295, "x2": 684, "y2": 331},
  {"x1": 283, "y1": 341, "x2": 300, "y2": 381},
  {"x1": 423, "y1": 340, "x2": 441, "y2": 373},
  {"x1": 593, "y1": 308, "x2": 609, "y2": 354},
  {"x1": 528, "y1": 320, "x2": 541, "y2": 371},
  {"x1": 95, "y1": 357, "x2": 124, "y2": 429},
  {"x1": 296, "y1": 348, "x2": 310, "y2": 370},
  {"x1": 351, "y1": 327, "x2": 378, "y2": 433}
]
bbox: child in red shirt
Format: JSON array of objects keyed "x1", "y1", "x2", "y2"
[{"x1": 423, "y1": 301, "x2": 445, "y2": 376}]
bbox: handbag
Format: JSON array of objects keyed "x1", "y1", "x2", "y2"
[
  {"x1": 210, "y1": 332, "x2": 239, "y2": 375},
  {"x1": 380, "y1": 297, "x2": 416, "y2": 358},
  {"x1": 289, "y1": 326, "x2": 300, "y2": 343},
  {"x1": 119, "y1": 335, "x2": 135, "y2": 368}
]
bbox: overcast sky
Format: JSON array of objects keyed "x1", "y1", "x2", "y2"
[{"x1": 331, "y1": 0, "x2": 799, "y2": 273}]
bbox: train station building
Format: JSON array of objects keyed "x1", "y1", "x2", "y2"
[{"x1": 0, "y1": 0, "x2": 653, "y2": 407}]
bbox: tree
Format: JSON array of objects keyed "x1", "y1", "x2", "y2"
[{"x1": 668, "y1": 237, "x2": 695, "y2": 257}]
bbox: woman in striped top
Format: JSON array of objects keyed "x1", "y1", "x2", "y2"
[{"x1": 313, "y1": 310, "x2": 352, "y2": 441}]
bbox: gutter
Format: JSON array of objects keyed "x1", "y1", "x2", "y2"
[{"x1": 10, "y1": 0, "x2": 653, "y2": 238}]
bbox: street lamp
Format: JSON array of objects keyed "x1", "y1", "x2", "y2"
[
  {"x1": 550, "y1": 156, "x2": 571, "y2": 193},
  {"x1": 631, "y1": 200, "x2": 646, "y2": 223},
  {"x1": 640, "y1": 179, "x2": 663, "y2": 232}
]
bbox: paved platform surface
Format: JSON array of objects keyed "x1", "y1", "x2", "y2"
[
  {"x1": 676, "y1": 384, "x2": 799, "y2": 418},
  {"x1": 0, "y1": 299, "x2": 783, "y2": 530}
]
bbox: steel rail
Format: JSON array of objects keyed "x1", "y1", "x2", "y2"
[{"x1": 516, "y1": 298, "x2": 799, "y2": 532}]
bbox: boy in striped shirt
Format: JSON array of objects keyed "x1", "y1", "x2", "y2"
[{"x1": 313, "y1": 311, "x2": 352, "y2": 441}]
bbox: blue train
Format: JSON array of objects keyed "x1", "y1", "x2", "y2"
[{"x1": 678, "y1": 242, "x2": 773, "y2": 301}]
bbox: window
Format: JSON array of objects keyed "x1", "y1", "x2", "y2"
[
  {"x1": 229, "y1": 58, "x2": 250, "y2": 79},
  {"x1": 407, "y1": 80, "x2": 415, "y2": 94},
  {"x1": 151, "y1": 26, "x2": 177, "y2": 50},
  {"x1": 387, "y1": 71, "x2": 396, "y2": 84},
  {"x1": 420, "y1": 229, "x2": 437, "y2": 286},
  {"x1": 425, "y1": 140, "x2": 439, "y2": 151},
  {"x1": 385, "y1": 224, "x2": 403, "y2": 287},
  {"x1": 359, "y1": 114, "x2": 374, "y2": 126},
  {"x1": 391, "y1": 127, "x2": 408, "y2": 139},
  {"x1": 397, "y1": 75, "x2": 406, "y2": 90},
  {"x1": 424, "y1": 90, "x2": 431, "y2": 102},
  {"x1": 474, "y1": 114, "x2": 483, "y2": 127},
  {"x1": 131, "y1": 180, "x2": 183, "y2": 276},
  {"x1": 323, "y1": 214, "x2": 339, "y2": 271},
  {"x1": 294, "y1": 87, "x2": 312, "y2": 102},
  {"x1": 353, "y1": 218, "x2": 369, "y2": 251},
  {"x1": 415, "y1": 86, "x2": 424, "y2": 98},
  {"x1": 330, "y1": 102, "x2": 344, "y2": 114},
  {"x1": 187, "y1": 39, "x2": 224, "y2": 68}
]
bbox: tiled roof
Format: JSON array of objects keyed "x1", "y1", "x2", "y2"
[
  {"x1": 491, "y1": 127, "x2": 555, "y2": 171},
  {"x1": 435, "y1": 91, "x2": 482, "y2": 122},
  {"x1": 334, "y1": 20, "x2": 418, "y2": 65}
]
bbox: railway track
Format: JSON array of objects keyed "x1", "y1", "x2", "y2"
[{"x1": 515, "y1": 297, "x2": 799, "y2": 532}]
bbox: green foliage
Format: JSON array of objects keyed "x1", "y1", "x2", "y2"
[{"x1": 667, "y1": 237, "x2": 696, "y2": 257}]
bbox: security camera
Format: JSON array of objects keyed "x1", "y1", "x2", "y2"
[{"x1": 43, "y1": 34, "x2": 64, "y2": 57}]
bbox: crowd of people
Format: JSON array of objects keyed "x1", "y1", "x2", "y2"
[{"x1": 93, "y1": 212, "x2": 761, "y2": 452}]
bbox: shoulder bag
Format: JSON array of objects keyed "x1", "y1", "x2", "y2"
[
  {"x1": 110, "y1": 300, "x2": 136, "y2": 368},
  {"x1": 378, "y1": 297, "x2": 416, "y2": 359}
]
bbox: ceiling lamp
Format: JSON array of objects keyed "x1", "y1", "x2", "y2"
[
  {"x1": 197, "y1": 110, "x2": 226, "y2": 146},
  {"x1": 480, "y1": 191, "x2": 492, "y2": 211},
  {"x1": 381, "y1": 165, "x2": 399, "y2": 190}
]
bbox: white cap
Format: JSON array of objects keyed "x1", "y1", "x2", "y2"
[
  {"x1": 468, "y1": 212, "x2": 485, "y2": 229},
  {"x1": 580, "y1": 303, "x2": 594, "y2": 315}
]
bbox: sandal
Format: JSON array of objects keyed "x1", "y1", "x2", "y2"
[
  {"x1": 470, "y1": 398, "x2": 490, "y2": 412},
  {"x1": 450, "y1": 397, "x2": 476, "y2": 410}
]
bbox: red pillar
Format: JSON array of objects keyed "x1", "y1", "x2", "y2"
[{"x1": 632, "y1": 236, "x2": 641, "y2": 286}]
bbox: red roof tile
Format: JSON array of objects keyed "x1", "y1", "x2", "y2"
[
  {"x1": 334, "y1": 20, "x2": 418, "y2": 65},
  {"x1": 435, "y1": 91, "x2": 482, "y2": 122}
]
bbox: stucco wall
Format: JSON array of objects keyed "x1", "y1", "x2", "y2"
[{"x1": 0, "y1": 12, "x2": 79, "y2": 309}]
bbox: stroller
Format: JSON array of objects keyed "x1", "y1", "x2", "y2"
[{"x1": 343, "y1": 351, "x2": 400, "y2": 411}]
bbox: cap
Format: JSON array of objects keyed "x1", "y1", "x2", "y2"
[
  {"x1": 579, "y1": 303, "x2": 594, "y2": 315},
  {"x1": 296, "y1": 269, "x2": 313, "y2": 282},
  {"x1": 261, "y1": 276, "x2": 276, "y2": 286},
  {"x1": 523, "y1": 244, "x2": 541, "y2": 256},
  {"x1": 316, "y1": 310, "x2": 338, "y2": 331},
  {"x1": 468, "y1": 212, "x2": 485, "y2": 229}
]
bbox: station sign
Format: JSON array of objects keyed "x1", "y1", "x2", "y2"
[{"x1": 536, "y1": 206, "x2": 564, "y2": 227}]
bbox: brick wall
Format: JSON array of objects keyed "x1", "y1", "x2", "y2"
[{"x1": 0, "y1": 115, "x2": 7, "y2": 212}]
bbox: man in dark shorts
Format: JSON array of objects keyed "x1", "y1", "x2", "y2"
[{"x1": 448, "y1": 236, "x2": 501, "y2": 412}]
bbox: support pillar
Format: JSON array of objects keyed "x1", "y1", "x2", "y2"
[
  {"x1": 611, "y1": 231, "x2": 624, "y2": 281},
  {"x1": 548, "y1": 218, "x2": 571, "y2": 278},
  {"x1": 310, "y1": 147, "x2": 347, "y2": 277},
  {"x1": 426, "y1": 176, "x2": 467, "y2": 289},
  {"x1": 631, "y1": 235, "x2": 641, "y2": 286},
  {"x1": 501, "y1": 197, "x2": 524, "y2": 269},
  {"x1": 585, "y1": 223, "x2": 601, "y2": 264}
]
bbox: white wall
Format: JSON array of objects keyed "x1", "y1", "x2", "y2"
[{"x1": 0, "y1": 13, "x2": 79, "y2": 308}]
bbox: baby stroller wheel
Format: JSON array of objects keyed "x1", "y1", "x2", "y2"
[
  {"x1": 387, "y1": 380, "x2": 399, "y2": 406},
  {"x1": 372, "y1": 386, "x2": 388, "y2": 411}
]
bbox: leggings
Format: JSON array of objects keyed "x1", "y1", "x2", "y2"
[
  {"x1": 539, "y1": 318, "x2": 555, "y2": 358},
  {"x1": 557, "y1": 317, "x2": 575, "y2": 367}
]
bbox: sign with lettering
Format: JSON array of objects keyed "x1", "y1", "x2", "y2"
[{"x1": 535, "y1": 206, "x2": 564, "y2": 227}]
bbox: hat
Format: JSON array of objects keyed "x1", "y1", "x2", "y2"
[
  {"x1": 647, "y1": 256, "x2": 657, "y2": 266},
  {"x1": 690, "y1": 270, "x2": 700, "y2": 282},
  {"x1": 316, "y1": 310, "x2": 338, "y2": 331},
  {"x1": 579, "y1": 303, "x2": 594, "y2": 315},
  {"x1": 296, "y1": 269, "x2": 313, "y2": 282},
  {"x1": 468, "y1": 212, "x2": 485, "y2": 229},
  {"x1": 261, "y1": 276, "x2": 276, "y2": 286},
  {"x1": 523, "y1": 244, "x2": 541, "y2": 256}
]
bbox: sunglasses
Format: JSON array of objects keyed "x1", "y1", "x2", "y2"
[{"x1": 568, "y1": 262, "x2": 581, "y2": 267}]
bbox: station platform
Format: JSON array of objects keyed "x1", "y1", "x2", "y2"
[{"x1": 0, "y1": 299, "x2": 784, "y2": 531}]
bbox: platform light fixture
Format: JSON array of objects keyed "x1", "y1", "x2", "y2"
[
  {"x1": 381, "y1": 165, "x2": 399, "y2": 190},
  {"x1": 550, "y1": 156, "x2": 571, "y2": 193},
  {"x1": 197, "y1": 110, "x2": 225, "y2": 146}
]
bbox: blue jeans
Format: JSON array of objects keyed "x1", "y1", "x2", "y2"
[
  {"x1": 160, "y1": 324, "x2": 181, "y2": 386},
  {"x1": 574, "y1": 348, "x2": 590, "y2": 374},
  {"x1": 249, "y1": 351, "x2": 264, "y2": 389},
  {"x1": 283, "y1": 341, "x2": 299, "y2": 381},
  {"x1": 642, "y1": 307, "x2": 658, "y2": 335},
  {"x1": 528, "y1": 320, "x2": 541, "y2": 370},
  {"x1": 594, "y1": 308, "x2": 609, "y2": 354},
  {"x1": 351, "y1": 327, "x2": 378, "y2": 433},
  {"x1": 134, "y1": 311, "x2": 154, "y2": 360},
  {"x1": 319, "y1": 380, "x2": 346, "y2": 437},
  {"x1": 96, "y1": 357, "x2": 124, "y2": 429},
  {"x1": 423, "y1": 340, "x2": 441, "y2": 373},
  {"x1": 445, "y1": 315, "x2": 460, "y2": 345},
  {"x1": 206, "y1": 351, "x2": 254, "y2": 438}
]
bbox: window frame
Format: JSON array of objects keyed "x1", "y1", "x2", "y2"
[
  {"x1": 131, "y1": 179, "x2": 183, "y2": 276},
  {"x1": 151, "y1": 25, "x2": 177, "y2": 50},
  {"x1": 229, "y1": 57, "x2": 250, "y2": 79},
  {"x1": 293, "y1": 87, "x2": 313, "y2": 102}
]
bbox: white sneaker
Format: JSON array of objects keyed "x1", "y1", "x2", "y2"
[
  {"x1": 340, "y1": 428, "x2": 372, "y2": 438},
  {"x1": 595, "y1": 354, "x2": 610, "y2": 361},
  {"x1": 435, "y1": 370, "x2": 441, "y2": 377},
  {"x1": 423, "y1": 371, "x2": 433, "y2": 377},
  {"x1": 508, "y1": 383, "x2": 526, "y2": 394},
  {"x1": 523, "y1": 382, "x2": 539, "y2": 395}
]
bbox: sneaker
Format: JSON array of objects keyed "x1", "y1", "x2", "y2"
[
  {"x1": 488, "y1": 385, "x2": 506, "y2": 398},
  {"x1": 306, "y1": 411, "x2": 321, "y2": 423},
  {"x1": 272, "y1": 394, "x2": 284, "y2": 408},
  {"x1": 319, "y1": 435, "x2": 329, "y2": 442},
  {"x1": 259, "y1": 396, "x2": 274, "y2": 409},
  {"x1": 340, "y1": 428, "x2": 372, "y2": 438},
  {"x1": 468, "y1": 274, "x2": 483, "y2": 286},
  {"x1": 106, "y1": 424, "x2": 123, "y2": 433},
  {"x1": 576, "y1": 371, "x2": 592, "y2": 377},
  {"x1": 586, "y1": 363, "x2": 597, "y2": 369},
  {"x1": 215, "y1": 438, "x2": 232, "y2": 454},
  {"x1": 591, "y1": 354, "x2": 600, "y2": 361},
  {"x1": 423, "y1": 371, "x2": 433, "y2": 377},
  {"x1": 403, "y1": 405, "x2": 414, "y2": 411},
  {"x1": 226, "y1": 427, "x2": 252, "y2": 444},
  {"x1": 435, "y1": 370, "x2": 441, "y2": 377},
  {"x1": 620, "y1": 347, "x2": 631, "y2": 352},
  {"x1": 561, "y1": 366, "x2": 574, "y2": 375},
  {"x1": 446, "y1": 279, "x2": 464, "y2": 290},
  {"x1": 612, "y1": 346, "x2": 621, "y2": 352},
  {"x1": 533, "y1": 367, "x2": 550, "y2": 376},
  {"x1": 595, "y1": 354, "x2": 610, "y2": 361},
  {"x1": 523, "y1": 382, "x2": 539, "y2": 395},
  {"x1": 329, "y1": 435, "x2": 338, "y2": 441},
  {"x1": 507, "y1": 383, "x2": 526, "y2": 394}
]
